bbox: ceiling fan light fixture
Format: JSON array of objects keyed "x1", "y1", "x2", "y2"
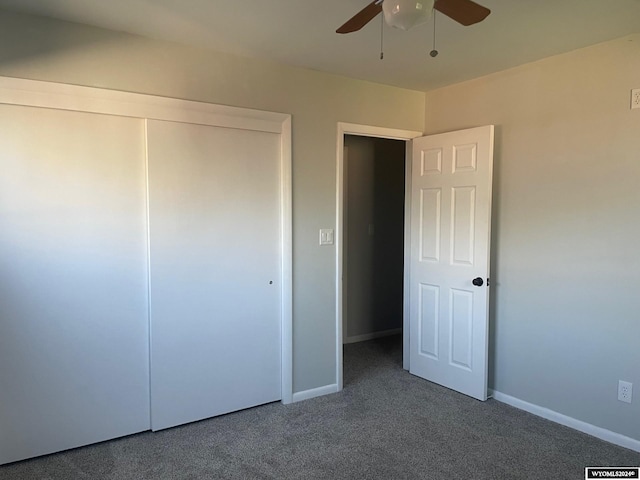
[{"x1": 382, "y1": 0, "x2": 435, "y2": 31}]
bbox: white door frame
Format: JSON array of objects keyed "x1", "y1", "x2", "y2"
[
  {"x1": 0, "y1": 76, "x2": 294, "y2": 407},
  {"x1": 336, "y1": 122, "x2": 422, "y2": 391}
]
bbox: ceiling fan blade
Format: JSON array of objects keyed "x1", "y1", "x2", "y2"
[
  {"x1": 336, "y1": 1, "x2": 383, "y2": 34},
  {"x1": 434, "y1": 0, "x2": 490, "y2": 26}
]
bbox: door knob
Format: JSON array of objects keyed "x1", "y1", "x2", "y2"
[{"x1": 472, "y1": 277, "x2": 484, "y2": 287}]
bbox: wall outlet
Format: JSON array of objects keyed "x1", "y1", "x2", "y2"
[
  {"x1": 618, "y1": 380, "x2": 633, "y2": 404},
  {"x1": 632, "y1": 89, "x2": 640, "y2": 109}
]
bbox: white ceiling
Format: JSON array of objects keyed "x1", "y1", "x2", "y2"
[{"x1": 1, "y1": 0, "x2": 639, "y2": 91}]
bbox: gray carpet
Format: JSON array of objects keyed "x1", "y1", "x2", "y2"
[{"x1": 2, "y1": 335, "x2": 638, "y2": 479}]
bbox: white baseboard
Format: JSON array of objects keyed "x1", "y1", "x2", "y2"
[
  {"x1": 491, "y1": 390, "x2": 640, "y2": 453},
  {"x1": 292, "y1": 384, "x2": 339, "y2": 403},
  {"x1": 343, "y1": 328, "x2": 402, "y2": 344}
]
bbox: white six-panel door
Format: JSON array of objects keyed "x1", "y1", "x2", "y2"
[{"x1": 409, "y1": 126, "x2": 494, "y2": 400}]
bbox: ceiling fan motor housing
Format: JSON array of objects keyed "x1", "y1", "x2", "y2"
[{"x1": 382, "y1": 0, "x2": 435, "y2": 30}]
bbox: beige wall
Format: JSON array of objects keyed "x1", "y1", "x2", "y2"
[
  {"x1": 0, "y1": 10, "x2": 425, "y2": 393},
  {"x1": 425, "y1": 35, "x2": 640, "y2": 440}
]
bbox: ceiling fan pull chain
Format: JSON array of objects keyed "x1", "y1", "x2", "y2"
[
  {"x1": 380, "y1": 13, "x2": 384, "y2": 60},
  {"x1": 430, "y1": 10, "x2": 439, "y2": 58}
]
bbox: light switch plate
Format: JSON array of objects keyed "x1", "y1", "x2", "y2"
[
  {"x1": 632, "y1": 89, "x2": 640, "y2": 109},
  {"x1": 319, "y1": 229, "x2": 334, "y2": 245}
]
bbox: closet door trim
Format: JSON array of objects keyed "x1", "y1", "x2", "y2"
[{"x1": 0, "y1": 75, "x2": 294, "y2": 405}]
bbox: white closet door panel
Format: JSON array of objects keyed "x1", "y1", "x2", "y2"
[
  {"x1": 147, "y1": 120, "x2": 282, "y2": 431},
  {"x1": 0, "y1": 104, "x2": 150, "y2": 465}
]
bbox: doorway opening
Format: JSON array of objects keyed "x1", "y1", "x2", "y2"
[
  {"x1": 343, "y1": 135, "x2": 405, "y2": 342},
  {"x1": 342, "y1": 134, "x2": 405, "y2": 384},
  {"x1": 337, "y1": 123, "x2": 494, "y2": 400},
  {"x1": 336, "y1": 123, "x2": 422, "y2": 391}
]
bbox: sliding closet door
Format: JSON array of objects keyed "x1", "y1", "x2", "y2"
[
  {"x1": 0, "y1": 104, "x2": 150, "y2": 465},
  {"x1": 147, "y1": 120, "x2": 282, "y2": 431}
]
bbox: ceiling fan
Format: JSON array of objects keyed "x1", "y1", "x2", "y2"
[{"x1": 336, "y1": 0, "x2": 491, "y2": 34}]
